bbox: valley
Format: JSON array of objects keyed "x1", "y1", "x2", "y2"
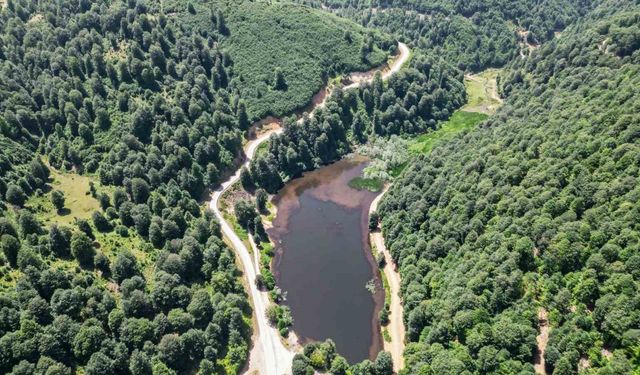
[{"x1": 0, "y1": 1, "x2": 638, "y2": 375}]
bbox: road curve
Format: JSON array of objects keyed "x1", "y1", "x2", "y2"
[
  {"x1": 369, "y1": 189, "x2": 405, "y2": 372},
  {"x1": 209, "y1": 42, "x2": 409, "y2": 374}
]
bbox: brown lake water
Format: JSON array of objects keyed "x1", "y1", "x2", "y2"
[{"x1": 269, "y1": 156, "x2": 384, "y2": 364}]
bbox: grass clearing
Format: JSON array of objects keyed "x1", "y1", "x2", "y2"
[
  {"x1": 409, "y1": 111, "x2": 488, "y2": 155},
  {"x1": 26, "y1": 168, "x2": 102, "y2": 226},
  {"x1": 348, "y1": 177, "x2": 383, "y2": 192},
  {"x1": 462, "y1": 69, "x2": 503, "y2": 115},
  {"x1": 255, "y1": 140, "x2": 269, "y2": 159}
]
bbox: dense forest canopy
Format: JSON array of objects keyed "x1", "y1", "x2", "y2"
[
  {"x1": 0, "y1": 0, "x2": 639, "y2": 374},
  {"x1": 298, "y1": 0, "x2": 595, "y2": 71},
  {"x1": 0, "y1": 0, "x2": 391, "y2": 374},
  {"x1": 377, "y1": 1, "x2": 640, "y2": 374}
]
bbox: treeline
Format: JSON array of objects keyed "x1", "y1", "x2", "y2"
[
  {"x1": 377, "y1": 2, "x2": 640, "y2": 374},
  {"x1": 298, "y1": 0, "x2": 595, "y2": 71},
  {"x1": 244, "y1": 53, "x2": 467, "y2": 193},
  {"x1": 292, "y1": 340, "x2": 393, "y2": 375}
]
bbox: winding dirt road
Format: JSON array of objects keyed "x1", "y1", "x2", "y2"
[
  {"x1": 209, "y1": 42, "x2": 409, "y2": 374},
  {"x1": 369, "y1": 188, "x2": 405, "y2": 372}
]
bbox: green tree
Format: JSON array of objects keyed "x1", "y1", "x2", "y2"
[
  {"x1": 0, "y1": 234, "x2": 20, "y2": 267},
  {"x1": 112, "y1": 249, "x2": 140, "y2": 283},
  {"x1": 73, "y1": 324, "x2": 106, "y2": 360},
  {"x1": 374, "y1": 351, "x2": 393, "y2": 375},
  {"x1": 51, "y1": 190, "x2": 65, "y2": 211},
  {"x1": 274, "y1": 67, "x2": 287, "y2": 90},
  {"x1": 131, "y1": 178, "x2": 150, "y2": 204},
  {"x1": 255, "y1": 188, "x2": 268, "y2": 213},
  {"x1": 71, "y1": 231, "x2": 95, "y2": 268},
  {"x1": 5, "y1": 184, "x2": 27, "y2": 206}
]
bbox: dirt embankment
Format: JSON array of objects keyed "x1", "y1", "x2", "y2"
[{"x1": 369, "y1": 188, "x2": 405, "y2": 372}]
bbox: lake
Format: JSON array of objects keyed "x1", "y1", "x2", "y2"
[{"x1": 268, "y1": 156, "x2": 383, "y2": 364}]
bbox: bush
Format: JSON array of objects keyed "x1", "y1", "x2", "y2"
[
  {"x1": 51, "y1": 190, "x2": 65, "y2": 211},
  {"x1": 5, "y1": 185, "x2": 26, "y2": 206},
  {"x1": 71, "y1": 232, "x2": 95, "y2": 268}
]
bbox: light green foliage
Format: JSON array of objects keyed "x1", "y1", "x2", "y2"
[
  {"x1": 358, "y1": 135, "x2": 410, "y2": 181},
  {"x1": 219, "y1": 1, "x2": 392, "y2": 120},
  {"x1": 409, "y1": 111, "x2": 488, "y2": 155},
  {"x1": 348, "y1": 177, "x2": 383, "y2": 192}
]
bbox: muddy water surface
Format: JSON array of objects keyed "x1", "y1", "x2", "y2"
[{"x1": 269, "y1": 156, "x2": 383, "y2": 364}]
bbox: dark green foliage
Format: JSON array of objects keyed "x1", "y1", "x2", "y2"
[
  {"x1": 255, "y1": 188, "x2": 268, "y2": 213},
  {"x1": 309, "y1": 0, "x2": 595, "y2": 71},
  {"x1": 234, "y1": 199, "x2": 258, "y2": 229},
  {"x1": 130, "y1": 178, "x2": 150, "y2": 205},
  {"x1": 49, "y1": 225, "x2": 71, "y2": 258},
  {"x1": 296, "y1": 339, "x2": 394, "y2": 374},
  {"x1": 92, "y1": 211, "x2": 112, "y2": 233},
  {"x1": 50, "y1": 191, "x2": 65, "y2": 211},
  {"x1": 377, "y1": 3, "x2": 640, "y2": 373},
  {"x1": 368, "y1": 211, "x2": 379, "y2": 231},
  {"x1": 111, "y1": 250, "x2": 140, "y2": 284},
  {"x1": 1, "y1": 234, "x2": 20, "y2": 266},
  {"x1": 273, "y1": 67, "x2": 287, "y2": 91},
  {"x1": 70, "y1": 232, "x2": 94, "y2": 269},
  {"x1": 5, "y1": 185, "x2": 26, "y2": 207}
]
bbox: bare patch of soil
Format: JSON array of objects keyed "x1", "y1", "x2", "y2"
[{"x1": 534, "y1": 307, "x2": 550, "y2": 374}]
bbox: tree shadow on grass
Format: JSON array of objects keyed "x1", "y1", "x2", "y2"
[{"x1": 57, "y1": 208, "x2": 71, "y2": 216}]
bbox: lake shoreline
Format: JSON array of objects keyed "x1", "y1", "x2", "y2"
[{"x1": 268, "y1": 157, "x2": 385, "y2": 364}]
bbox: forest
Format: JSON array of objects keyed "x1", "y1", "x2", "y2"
[
  {"x1": 298, "y1": 0, "x2": 595, "y2": 72},
  {"x1": 376, "y1": 1, "x2": 640, "y2": 374},
  {"x1": 0, "y1": 0, "x2": 390, "y2": 374},
  {"x1": 0, "y1": 0, "x2": 639, "y2": 374}
]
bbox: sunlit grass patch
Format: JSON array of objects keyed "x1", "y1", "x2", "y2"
[
  {"x1": 348, "y1": 177, "x2": 383, "y2": 192},
  {"x1": 409, "y1": 111, "x2": 488, "y2": 155}
]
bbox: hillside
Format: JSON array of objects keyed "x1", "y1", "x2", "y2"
[
  {"x1": 302, "y1": 0, "x2": 594, "y2": 71},
  {"x1": 0, "y1": 0, "x2": 395, "y2": 374},
  {"x1": 219, "y1": 1, "x2": 392, "y2": 121},
  {"x1": 378, "y1": 1, "x2": 640, "y2": 374},
  {"x1": 161, "y1": 0, "x2": 393, "y2": 122}
]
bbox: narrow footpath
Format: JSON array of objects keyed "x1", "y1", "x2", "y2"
[
  {"x1": 534, "y1": 307, "x2": 549, "y2": 374},
  {"x1": 369, "y1": 188, "x2": 405, "y2": 372},
  {"x1": 209, "y1": 42, "x2": 410, "y2": 374}
]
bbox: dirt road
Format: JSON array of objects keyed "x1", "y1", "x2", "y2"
[
  {"x1": 209, "y1": 42, "x2": 410, "y2": 374},
  {"x1": 369, "y1": 189, "x2": 405, "y2": 372}
]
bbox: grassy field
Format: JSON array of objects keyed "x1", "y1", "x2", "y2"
[
  {"x1": 26, "y1": 168, "x2": 102, "y2": 226},
  {"x1": 462, "y1": 69, "x2": 503, "y2": 115},
  {"x1": 26, "y1": 168, "x2": 153, "y2": 264},
  {"x1": 407, "y1": 69, "x2": 500, "y2": 156},
  {"x1": 348, "y1": 176, "x2": 384, "y2": 192},
  {"x1": 409, "y1": 111, "x2": 489, "y2": 155}
]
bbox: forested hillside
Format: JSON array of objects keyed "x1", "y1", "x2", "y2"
[
  {"x1": 377, "y1": 1, "x2": 640, "y2": 374},
  {"x1": 218, "y1": 1, "x2": 393, "y2": 120},
  {"x1": 300, "y1": 0, "x2": 594, "y2": 71},
  {"x1": 0, "y1": 0, "x2": 390, "y2": 374},
  {"x1": 245, "y1": 52, "x2": 467, "y2": 193}
]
